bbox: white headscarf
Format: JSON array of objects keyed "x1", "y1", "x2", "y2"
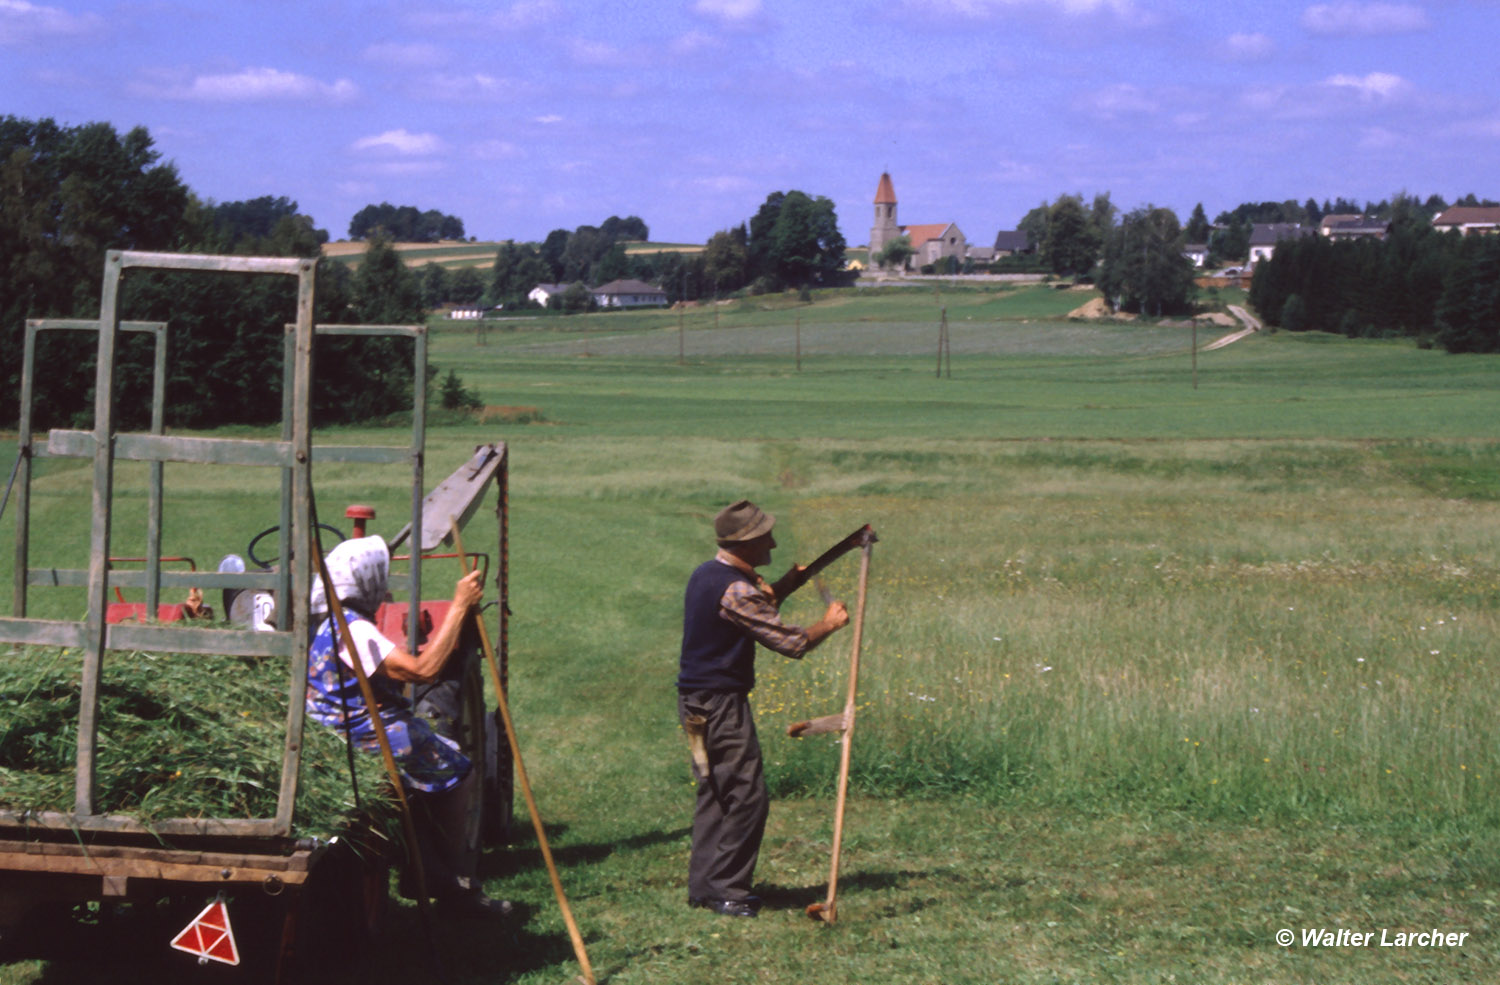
[{"x1": 310, "y1": 535, "x2": 390, "y2": 617}]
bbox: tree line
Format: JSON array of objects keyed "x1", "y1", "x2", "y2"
[
  {"x1": 348, "y1": 202, "x2": 465, "y2": 242},
  {"x1": 0, "y1": 116, "x2": 449, "y2": 430},
  {"x1": 1248, "y1": 200, "x2": 1500, "y2": 352},
  {"x1": 1009, "y1": 189, "x2": 1496, "y2": 324},
  {"x1": 434, "y1": 192, "x2": 848, "y2": 313}
]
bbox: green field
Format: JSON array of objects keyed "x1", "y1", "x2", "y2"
[{"x1": 3, "y1": 285, "x2": 1499, "y2": 983}]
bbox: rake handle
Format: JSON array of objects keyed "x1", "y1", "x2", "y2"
[
  {"x1": 814, "y1": 538, "x2": 872, "y2": 924},
  {"x1": 450, "y1": 520, "x2": 595, "y2": 985}
]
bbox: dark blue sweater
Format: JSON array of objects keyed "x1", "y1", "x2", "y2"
[{"x1": 677, "y1": 560, "x2": 757, "y2": 693}]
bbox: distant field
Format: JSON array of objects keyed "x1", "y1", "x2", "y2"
[
  {"x1": 322, "y1": 239, "x2": 706, "y2": 270},
  {"x1": 322, "y1": 239, "x2": 499, "y2": 270}
]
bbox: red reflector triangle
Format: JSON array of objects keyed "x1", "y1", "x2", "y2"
[{"x1": 170, "y1": 900, "x2": 241, "y2": 966}]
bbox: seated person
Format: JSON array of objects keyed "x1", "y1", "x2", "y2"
[{"x1": 307, "y1": 535, "x2": 508, "y2": 918}]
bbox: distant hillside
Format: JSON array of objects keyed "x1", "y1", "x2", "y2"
[
  {"x1": 322, "y1": 240, "x2": 497, "y2": 271},
  {"x1": 324, "y1": 239, "x2": 705, "y2": 270}
]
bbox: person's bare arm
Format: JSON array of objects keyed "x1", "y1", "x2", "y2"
[
  {"x1": 378, "y1": 570, "x2": 483, "y2": 683},
  {"x1": 803, "y1": 600, "x2": 849, "y2": 651}
]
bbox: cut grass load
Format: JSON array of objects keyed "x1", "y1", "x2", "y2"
[{"x1": 0, "y1": 645, "x2": 396, "y2": 839}]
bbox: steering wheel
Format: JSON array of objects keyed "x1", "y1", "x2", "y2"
[{"x1": 246, "y1": 523, "x2": 348, "y2": 570}]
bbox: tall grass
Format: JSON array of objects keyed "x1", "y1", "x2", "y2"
[{"x1": 734, "y1": 445, "x2": 1499, "y2": 830}]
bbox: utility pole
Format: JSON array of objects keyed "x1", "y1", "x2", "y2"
[
  {"x1": 936, "y1": 307, "x2": 951, "y2": 379},
  {"x1": 1192, "y1": 319, "x2": 1198, "y2": 389}
]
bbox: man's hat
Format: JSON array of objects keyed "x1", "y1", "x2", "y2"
[{"x1": 714, "y1": 500, "x2": 775, "y2": 542}]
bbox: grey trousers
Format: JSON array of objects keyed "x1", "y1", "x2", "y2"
[{"x1": 678, "y1": 689, "x2": 768, "y2": 902}]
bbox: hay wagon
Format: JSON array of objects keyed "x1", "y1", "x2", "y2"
[{"x1": 0, "y1": 251, "x2": 513, "y2": 978}]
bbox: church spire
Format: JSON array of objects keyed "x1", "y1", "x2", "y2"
[{"x1": 870, "y1": 172, "x2": 900, "y2": 260}]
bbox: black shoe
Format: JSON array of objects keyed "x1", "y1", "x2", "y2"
[
  {"x1": 435, "y1": 890, "x2": 514, "y2": 920},
  {"x1": 689, "y1": 897, "x2": 758, "y2": 918}
]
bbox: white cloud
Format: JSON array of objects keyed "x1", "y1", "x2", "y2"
[
  {"x1": 1224, "y1": 32, "x2": 1275, "y2": 61},
  {"x1": 144, "y1": 67, "x2": 357, "y2": 102},
  {"x1": 364, "y1": 42, "x2": 445, "y2": 68},
  {"x1": 1324, "y1": 71, "x2": 1410, "y2": 100},
  {"x1": 692, "y1": 174, "x2": 756, "y2": 193},
  {"x1": 407, "y1": 0, "x2": 561, "y2": 34},
  {"x1": 1357, "y1": 126, "x2": 1402, "y2": 149},
  {"x1": 534, "y1": 114, "x2": 564, "y2": 125},
  {"x1": 903, "y1": 0, "x2": 1140, "y2": 17},
  {"x1": 336, "y1": 180, "x2": 379, "y2": 199},
  {"x1": 569, "y1": 38, "x2": 634, "y2": 67},
  {"x1": 670, "y1": 30, "x2": 724, "y2": 55},
  {"x1": 1301, "y1": 2, "x2": 1429, "y2": 36},
  {"x1": 424, "y1": 72, "x2": 530, "y2": 101},
  {"x1": 687, "y1": 0, "x2": 762, "y2": 23},
  {"x1": 1441, "y1": 117, "x2": 1500, "y2": 140},
  {"x1": 0, "y1": 0, "x2": 100, "y2": 44},
  {"x1": 693, "y1": 0, "x2": 762, "y2": 20},
  {"x1": 362, "y1": 160, "x2": 446, "y2": 177},
  {"x1": 352, "y1": 129, "x2": 446, "y2": 155},
  {"x1": 1075, "y1": 83, "x2": 1160, "y2": 118},
  {"x1": 471, "y1": 139, "x2": 522, "y2": 160}
]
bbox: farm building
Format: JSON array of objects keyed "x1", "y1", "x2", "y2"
[
  {"x1": 1432, "y1": 205, "x2": 1500, "y2": 236},
  {"x1": 528, "y1": 283, "x2": 576, "y2": 306},
  {"x1": 1248, "y1": 223, "x2": 1314, "y2": 265},
  {"x1": 591, "y1": 279, "x2": 668, "y2": 308}
]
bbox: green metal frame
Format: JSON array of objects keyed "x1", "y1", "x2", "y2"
[{"x1": 0, "y1": 251, "x2": 429, "y2": 841}]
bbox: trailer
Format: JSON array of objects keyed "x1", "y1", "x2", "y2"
[{"x1": 0, "y1": 251, "x2": 513, "y2": 979}]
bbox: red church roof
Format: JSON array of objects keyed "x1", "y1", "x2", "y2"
[
  {"x1": 874, "y1": 172, "x2": 896, "y2": 204},
  {"x1": 900, "y1": 223, "x2": 952, "y2": 247}
]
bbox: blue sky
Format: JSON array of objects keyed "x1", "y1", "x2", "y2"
[{"x1": 4, "y1": 0, "x2": 1497, "y2": 245}]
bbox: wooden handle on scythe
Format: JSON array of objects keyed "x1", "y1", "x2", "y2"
[
  {"x1": 805, "y1": 536, "x2": 873, "y2": 924},
  {"x1": 451, "y1": 521, "x2": 596, "y2": 985}
]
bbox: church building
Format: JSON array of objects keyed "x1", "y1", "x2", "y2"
[{"x1": 868, "y1": 172, "x2": 967, "y2": 270}]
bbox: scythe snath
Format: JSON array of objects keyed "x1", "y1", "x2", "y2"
[{"x1": 786, "y1": 526, "x2": 877, "y2": 924}]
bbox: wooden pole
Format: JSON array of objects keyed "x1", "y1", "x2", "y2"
[
  {"x1": 808, "y1": 539, "x2": 873, "y2": 925},
  {"x1": 1192, "y1": 319, "x2": 1198, "y2": 389},
  {"x1": 943, "y1": 308, "x2": 952, "y2": 379},
  {"x1": 936, "y1": 307, "x2": 947, "y2": 379},
  {"x1": 451, "y1": 521, "x2": 596, "y2": 985},
  {"x1": 310, "y1": 530, "x2": 442, "y2": 963},
  {"x1": 796, "y1": 315, "x2": 802, "y2": 373}
]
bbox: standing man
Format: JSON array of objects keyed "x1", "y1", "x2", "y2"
[{"x1": 678, "y1": 500, "x2": 850, "y2": 917}]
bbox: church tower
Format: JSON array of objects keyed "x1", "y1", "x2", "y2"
[{"x1": 870, "y1": 172, "x2": 899, "y2": 261}]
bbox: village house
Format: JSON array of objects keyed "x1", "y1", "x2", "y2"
[
  {"x1": 527, "y1": 283, "x2": 574, "y2": 307},
  {"x1": 1432, "y1": 205, "x2": 1500, "y2": 236},
  {"x1": 591, "y1": 278, "x2": 668, "y2": 308},
  {"x1": 1319, "y1": 214, "x2": 1389, "y2": 241},
  {"x1": 1248, "y1": 223, "x2": 1313, "y2": 265},
  {"x1": 991, "y1": 230, "x2": 1032, "y2": 257}
]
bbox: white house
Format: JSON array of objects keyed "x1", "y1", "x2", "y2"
[
  {"x1": 1319, "y1": 215, "x2": 1388, "y2": 241},
  {"x1": 1248, "y1": 223, "x2": 1311, "y2": 265},
  {"x1": 1432, "y1": 206, "x2": 1500, "y2": 236},
  {"x1": 591, "y1": 279, "x2": 668, "y2": 308},
  {"x1": 528, "y1": 283, "x2": 573, "y2": 306}
]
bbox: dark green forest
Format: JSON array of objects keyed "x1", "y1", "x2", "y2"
[
  {"x1": 0, "y1": 116, "x2": 434, "y2": 430},
  {"x1": 1249, "y1": 211, "x2": 1500, "y2": 352}
]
